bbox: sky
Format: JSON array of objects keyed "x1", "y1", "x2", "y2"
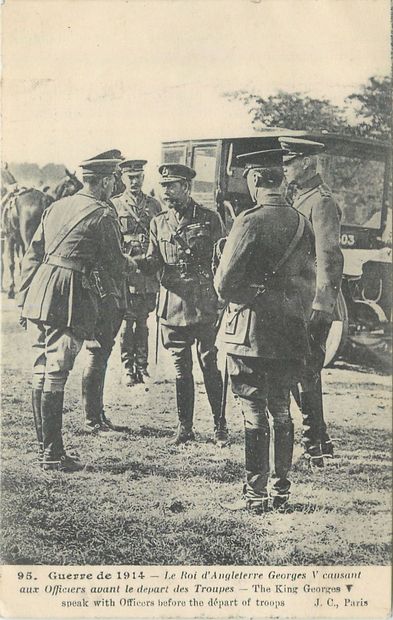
[{"x1": 2, "y1": 0, "x2": 391, "y2": 173}]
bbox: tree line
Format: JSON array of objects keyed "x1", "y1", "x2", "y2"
[{"x1": 224, "y1": 75, "x2": 391, "y2": 141}]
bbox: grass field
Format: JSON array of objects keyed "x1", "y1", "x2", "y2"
[{"x1": 1, "y1": 295, "x2": 391, "y2": 566}]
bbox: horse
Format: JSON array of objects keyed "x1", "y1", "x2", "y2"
[
  {"x1": 1, "y1": 165, "x2": 18, "y2": 295},
  {"x1": 1, "y1": 187, "x2": 53, "y2": 298},
  {"x1": 52, "y1": 168, "x2": 83, "y2": 200},
  {"x1": 1, "y1": 168, "x2": 82, "y2": 298}
]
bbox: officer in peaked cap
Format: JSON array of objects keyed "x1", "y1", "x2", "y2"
[
  {"x1": 79, "y1": 149, "x2": 124, "y2": 175},
  {"x1": 134, "y1": 162, "x2": 229, "y2": 447},
  {"x1": 112, "y1": 159, "x2": 161, "y2": 386},
  {"x1": 214, "y1": 147, "x2": 316, "y2": 512},
  {"x1": 279, "y1": 136, "x2": 344, "y2": 467},
  {"x1": 158, "y1": 163, "x2": 197, "y2": 184},
  {"x1": 119, "y1": 159, "x2": 147, "y2": 175},
  {"x1": 18, "y1": 149, "x2": 137, "y2": 472},
  {"x1": 279, "y1": 137, "x2": 326, "y2": 161}
]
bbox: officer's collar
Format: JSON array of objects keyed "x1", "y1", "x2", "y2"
[
  {"x1": 77, "y1": 190, "x2": 101, "y2": 200},
  {"x1": 124, "y1": 190, "x2": 144, "y2": 205},
  {"x1": 296, "y1": 173, "x2": 322, "y2": 193},
  {"x1": 255, "y1": 191, "x2": 284, "y2": 206},
  {"x1": 165, "y1": 198, "x2": 194, "y2": 222}
]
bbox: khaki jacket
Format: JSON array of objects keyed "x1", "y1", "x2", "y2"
[
  {"x1": 112, "y1": 191, "x2": 161, "y2": 294},
  {"x1": 214, "y1": 193, "x2": 316, "y2": 360},
  {"x1": 138, "y1": 198, "x2": 224, "y2": 326},
  {"x1": 292, "y1": 174, "x2": 343, "y2": 315},
  {"x1": 18, "y1": 191, "x2": 127, "y2": 339}
]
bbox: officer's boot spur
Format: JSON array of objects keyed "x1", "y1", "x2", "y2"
[
  {"x1": 136, "y1": 367, "x2": 150, "y2": 383},
  {"x1": 272, "y1": 494, "x2": 290, "y2": 512},
  {"x1": 169, "y1": 424, "x2": 196, "y2": 445},
  {"x1": 321, "y1": 428, "x2": 334, "y2": 459},
  {"x1": 220, "y1": 496, "x2": 269, "y2": 514},
  {"x1": 214, "y1": 426, "x2": 230, "y2": 448}
]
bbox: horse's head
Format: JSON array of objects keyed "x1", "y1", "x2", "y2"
[
  {"x1": 1, "y1": 164, "x2": 17, "y2": 192},
  {"x1": 53, "y1": 168, "x2": 83, "y2": 199}
]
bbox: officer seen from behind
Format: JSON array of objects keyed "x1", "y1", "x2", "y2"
[
  {"x1": 135, "y1": 163, "x2": 229, "y2": 446},
  {"x1": 214, "y1": 148, "x2": 316, "y2": 512}
]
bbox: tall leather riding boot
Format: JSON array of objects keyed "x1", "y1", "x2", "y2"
[
  {"x1": 32, "y1": 389, "x2": 44, "y2": 462},
  {"x1": 41, "y1": 391, "x2": 64, "y2": 465},
  {"x1": 300, "y1": 380, "x2": 326, "y2": 464},
  {"x1": 170, "y1": 376, "x2": 195, "y2": 444},
  {"x1": 243, "y1": 427, "x2": 270, "y2": 500},
  {"x1": 82, "y1": 366, "x2": 114, "y2": 433},
  {"x1": 203, "y1": 368, "x2": 225, "y2": 430},
  {"x1": 316, "y1": 371, "x2": 333, "y2": 457},
  {"x1": 82, "y1": 367, "x2": 103, "y2": 425},
  {"x1": 270, "y1": 419, "x2": 294, "y2": 499},
  {"x1": 120, "y1": 319, "x2": 136, "y2": 374}
]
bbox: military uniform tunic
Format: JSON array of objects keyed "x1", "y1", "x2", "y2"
[
  {"x1": 215, "y1": 194, "x2": 316, "y2": 360},
  {"x1": 292, "y1": 173, "x2": 343, "y2": 315},
  {"x1": 112, "y1": 191, "x2": 161, "y2": 294},
  {"x1": 291, "y1": 173, "x2": 344, "y2": 456},
  {"x1": 18, "y1": 191, "x2": 128, "y2": 395},
  {"x1": 137, "y1": 197, "x2": 226, "y2": 432},
  {"x1": 111, "y1": 190, "x2": 161, "y2": 375},
  {"x1": 19, "y1": 191, "x2": 127, "y2": 339},
  {"x1": 214, "y1": 193, "x2": 316, "y2": 499},
  {"x1": 142, "y1": 198, "x2": 224, "y2": 326}
]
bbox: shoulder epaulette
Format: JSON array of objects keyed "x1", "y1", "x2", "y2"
[{"x1": 318, "y1": 184, "x2": 333, "y2": 199}]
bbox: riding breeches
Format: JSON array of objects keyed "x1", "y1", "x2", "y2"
[{"x1": 28, "y1": 321, "x2": 83, "y2": 392}]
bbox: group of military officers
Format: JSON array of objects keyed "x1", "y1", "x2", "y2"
[{"x1": 18, "y1": 136, "x2": 343, "y2": 514}]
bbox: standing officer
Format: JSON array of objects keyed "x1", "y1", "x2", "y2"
[
  {"x1": 135, "y1": 163, "x2": 228, "y2": 446},
  {"x1": 18, "y1": 150, "x2": 135, "y2": 471},
  {"x1": 279, "y1": 137, "x2": 343, "y2": 467},
  {"x1": 112, "y1": 160, "x2": 161, "y2": 386},
  {"x1": 214, "y1": 148, "x2": 316, "y2": 512}
]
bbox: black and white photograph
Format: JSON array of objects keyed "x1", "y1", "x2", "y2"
[{"x1": 1, "y1": 0, "x2": 391, "y2": 617}]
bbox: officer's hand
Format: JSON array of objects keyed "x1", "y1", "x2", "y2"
[
  {"x1": 19, "y1": 313, "x2": 27, "y2": 330},
  {"x1": 125, "y1": 256, "x2": 139, "y2": 273},
  {"x1": 212, "y1": 237, "x2": 227, "y2": 275}
]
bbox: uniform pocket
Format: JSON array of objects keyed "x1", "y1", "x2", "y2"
[
  {"x1": 159, "y1": 234, "x2": 177, "y2": 264},
  {"x1": 223, "y1": 305, "x2": 252, "y2": 345}
]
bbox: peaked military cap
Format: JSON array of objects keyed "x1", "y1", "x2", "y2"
[
  {"x1": 158, "y1": 163, "x2": 196, "y2": 184},
  {"x1": 237, "y1": 148, "x2": 289, "y2": 176},
  {"x1": 80, "y1": 149, "x2": 124, "y2": 176},
  {"x1": 278, "y1": 137, "x2": 325, "y2": 163},
  {"x1": 119, "y1": 159, "x2": 147, "y2": 175}
]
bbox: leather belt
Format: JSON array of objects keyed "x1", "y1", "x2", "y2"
[{"x1": 43, "y1": 254, "x2": 88, "y2": 274}]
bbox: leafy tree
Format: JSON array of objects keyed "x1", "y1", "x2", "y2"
[
  {"x1": 346, "y1": 76, "x2": 391, "y2": 140},
  {"x1": 225, "y1": 89, "x2": 348, "y2": 133},
  {"x1": 225, "y1": 76, "x2": 391, "y2": 140}
]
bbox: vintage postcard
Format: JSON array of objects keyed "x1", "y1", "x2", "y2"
[{"x1": 1, "y1": 0, "x2": 391, "y2": 618}]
